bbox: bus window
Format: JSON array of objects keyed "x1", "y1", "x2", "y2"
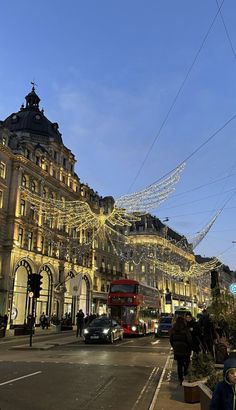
[
  {"x1": 174, "y1": 308, "x2": 191, "y2": 317},
  {"x1": 110, "y1": 306, "x2": 137, "y2": 324},
  {"x1": 110, "y1": 284, "x2": 137, "y2": 293},
  {"x1": 122, "y1": 307, "x2": 137, "y2": 325}
]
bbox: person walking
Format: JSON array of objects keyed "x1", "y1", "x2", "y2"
[
  {"x1": 2, "y1": 314, "x2": 8, "y2": 337},
  {"x1": 198, "y1": 309, "x2": 217, "y2": 357},
  {"x1": 76, "y1": 309, "x2": 85, "y2": 337},
  {"x1": 209, "y1": 357, "x2": 236, "y2": 409},
  {"x1": 185, "y1": 313, "x2": 201, "y2": 353},
  {"x1": 170, "y1": 316, "x2": 192, "y2": 385},
  {"x1": 40, "y1": 312, "x2": 46, "y2": 329}
]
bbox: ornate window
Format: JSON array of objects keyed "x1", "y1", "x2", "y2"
[
  {"x1": 21, "y1": 175, "x2": 27, "y2": 187},
  {"x1": 0, "y1": 190, "x2": 3, "y2": 208},
  {"x1": 18, "y1": 227, "x2": 24, "y2": 246},
  {"x1": 0, "y1": 161, "x2": 6, "y2": 179},
  {"x1": 20, "y1": 199, "x2": 26, "y2": 216},
  {"x1": 31, "y1": 180, "x2": 36, "y2": 192},
  {"x1": 28, "y1": 231, "x2": 33, "y2": 251}
]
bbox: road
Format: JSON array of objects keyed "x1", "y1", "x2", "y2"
[{"x1": 0, "y1": 332, "x2": 171, "y2": 410}]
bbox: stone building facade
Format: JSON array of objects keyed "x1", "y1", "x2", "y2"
[{"x1": 0, "y1": 87, "x2": 122, "y2": 327}]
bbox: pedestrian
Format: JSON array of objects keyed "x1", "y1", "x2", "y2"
[
  {"x1": 198, "y1": 309, "x2": 217, "y2": 357},
  {"x1": 40, "y1": 312, "x2": 46, "y2": 329},
  {"x1": 1, "y1": 314, "x2": 8, "y2": 337},
  {"x1": 209, "y1": 357, "x2": 236, "y2": 409},
  {"x1": 76, "y1": 309, "x2": 85, "y2": 337},
  {"x1": 185, "y1": 313, "x2": 201, "y2": 353},
  {"x1": 170, "y1": 316, "x2": 192, "y2": 385}
]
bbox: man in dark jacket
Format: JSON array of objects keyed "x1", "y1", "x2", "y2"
[
  {"x1": 198, "y1": 309, "x2": 217, "y2": 356},
  {"x1": 185, "y1": 313, "x2": 201, "y2": 353},
  {"x1": 170, "y1": 316, "x2": 192, "y2": 384},
  {"x1": 76, "y1": 309, "x2": 85, "y2": 337},
  {"x1": 210, "y1": 357, "x2": 236, "y2": 409}
]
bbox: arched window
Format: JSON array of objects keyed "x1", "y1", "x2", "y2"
[
  {"x1": 22, "y1": 175, "x2": 27, "y2": 187},
  {"x1": 31, "y1": 180, "x2": 36, "y2": 192}
]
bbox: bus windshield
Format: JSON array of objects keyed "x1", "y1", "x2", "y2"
[
  {"x1": 110, "y1": 306, "x2": 137, "y2": 325},
  {"x1": 110, "y1": 284, "x2": 137, "y2": 293}
]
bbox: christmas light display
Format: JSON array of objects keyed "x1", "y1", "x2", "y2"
[
  {"x1": 115, "y1": 162, "x2": 186, "y2": 212},
  {"x1": 20, "y1": 186, "x2": 141, "y2": 235},
  {"x1": 190, "y1": 210, "x2": 221, "y2": 250}
]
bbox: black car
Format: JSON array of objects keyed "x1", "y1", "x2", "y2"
[{"x1": 83, "y1": 317, "x2": 124, "y2": 344}]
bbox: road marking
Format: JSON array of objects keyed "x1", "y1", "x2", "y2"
[
  {"x1": 116, "y1": 340, "x2": 133, "y2": 346},
  {"x1": 132, "y1": 367, "x2": 159, "y2": 409},
  {"x1": 0, "y1": 371, "x2": 42, "y2": 386},
  {"x1": 148, "y1": 350, "x2": 172, "y2": 410},
  {"x1": 151, "y1": 340, "x2": 160, "y2": 345}
]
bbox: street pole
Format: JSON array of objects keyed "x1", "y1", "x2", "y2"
[{"x1": 29, "y1": 296, "x2": 35, "y2": 347}]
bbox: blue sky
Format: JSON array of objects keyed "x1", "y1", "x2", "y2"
[{"x1": 1, "y1": 1, "x2": 236, "y2": 269}]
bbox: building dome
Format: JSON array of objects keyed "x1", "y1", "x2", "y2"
[{"x1": 2, "y1": 86, "x2": 63, "y2": 144}]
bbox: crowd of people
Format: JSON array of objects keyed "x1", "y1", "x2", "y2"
[
  {"x1": 169, "y1": 308, "x2": 235, "y2": 409},
  {"x1": 169, "y1": 309, "x2": 228, "y2": 385}
]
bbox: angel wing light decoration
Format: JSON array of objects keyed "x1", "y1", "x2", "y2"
[
  {"x1": 190, "y1": 210, "x2": 222, "y2": 250},
  {"x1": 20, "y1": 187, "x2": 140, "y2": 235},
  {"x1": 20, "y1": 162, "x2": 185, "y2": 245},
  {"x1": 115, "y1": 162, "x2": 186, "y2": 213}
]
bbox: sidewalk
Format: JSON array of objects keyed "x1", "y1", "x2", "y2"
[
  {"x1": 2, "y1": 326, "x2": 77, "y2": 349},
  {"x1": 4, "y1": 325, "x2": 76, "y2": 338},
  {"x1": 153, "y1": 356, "x2": 200, "y2": 410}
]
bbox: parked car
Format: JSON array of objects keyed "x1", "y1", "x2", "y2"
[
  {"x1": 84, "y1": 316, "x2": 124, "y2": 344},
  {"x1": 154, "y1": 316, "x2": 173, "y2": 337}
]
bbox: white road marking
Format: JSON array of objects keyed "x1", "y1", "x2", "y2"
[
  {"x1": 148, "y1": 350, "x2": 172, "y2": 410},
  {"x1": 151, "y1": 340, "x2": 160, "y2": 345},
  {"x1": 0, "y1": 371, "x2": 42, "y2": 387},
  {"x1": 116, "y1": 340, "x2": 133, "y2": 346},
  {"x1": 132, "y1": 367, "x2": 159, "y2": 409}
]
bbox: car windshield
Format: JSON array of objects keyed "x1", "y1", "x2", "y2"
[
  {"x1": 90, "y1": 319, "x2": 111, "y2": 327},
  {"x1": 160, "y1": 317, "x2": 172, "y2": 324}
]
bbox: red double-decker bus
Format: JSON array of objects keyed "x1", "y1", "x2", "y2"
[{"x1": 107, "y1": 279, "x2": 161, "y2": 336}]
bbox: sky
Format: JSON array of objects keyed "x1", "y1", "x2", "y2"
[{"x1": 1, "y1": 1, "x2": 236, "y2": 269}]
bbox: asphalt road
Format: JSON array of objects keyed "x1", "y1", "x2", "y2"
[{"x1": 0, "y1": 334, "x2": 171, "y2": 410}]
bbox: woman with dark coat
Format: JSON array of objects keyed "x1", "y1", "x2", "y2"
[
  {"x1": 185, "y1": 313, "x2": 201, "y2": 353},
  {"x1": 170, "y1": 316, "x2": 192, "y2": 384},
  {"x1": 210, "y1": 357, "x2": 236, "y2": 409}
]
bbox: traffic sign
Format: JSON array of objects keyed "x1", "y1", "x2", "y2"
[{"x1": 229, "y1": 283, "x2": 236, "y2": 294}]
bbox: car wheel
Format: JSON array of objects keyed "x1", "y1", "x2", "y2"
[{"x1": 110, "y1": 333, "x2": 114, "y2": 344}]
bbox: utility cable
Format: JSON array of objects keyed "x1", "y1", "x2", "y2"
[
  {"x1": 216, "y1": 0, "x2": 236, "y2": 60},
  {"x1": 128, "y1": 0, "x2": 225, "y2": 192}
]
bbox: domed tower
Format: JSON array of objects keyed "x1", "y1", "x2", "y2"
[{"x1": 2, "y1": 85, "x2": 63, "y2": 145}]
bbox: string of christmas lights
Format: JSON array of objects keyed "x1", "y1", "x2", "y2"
[
  {"x1": 115, "y1": 163, "x2": 186, "y2": 212},
  {"x1": 190, "y1": 210, "x2": 221, "y2": 250}
]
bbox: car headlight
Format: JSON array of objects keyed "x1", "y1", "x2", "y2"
[
  {"x1": 84, "y1": 329, "x2": 89, "y2": 334},
  {"x1": 103, "y1": 328, "x2": 110, "y2": 334},
  {"x1": 131, "y1": 326, "x2": 137, "y2": 331}
]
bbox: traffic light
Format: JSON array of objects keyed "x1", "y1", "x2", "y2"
[
  {"x1": 27, "y1": 274, "x2": 43, "y2": 298},
  {"x1": 34, "y1": 274, "x2": 43, "y2": 298},
  {"x1": 27, "y1": 273, "x2": 35, "y2": 293}
]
